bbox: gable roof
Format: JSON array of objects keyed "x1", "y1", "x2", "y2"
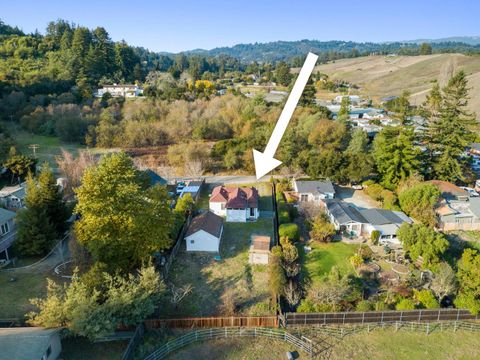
[
  {"x1": 185, "y1": 211, "x2": 223, "y2": 239},
  {"x1": 428, "y1": 180, "x2": 469, "y2": 201},
  {"x1": 0, "y1": 327, "x2": 60, "y2": 360},
  {"x1": 326, "y1": 200, "x2": 366, "y2": 224},
  {"x1": 210, "y1": 186, "x2": 259, "y2": 209},
  {"x1": 143, "y1": 169, "x2": 167, "y2": 186},
  {"x1": 359, "y1": 209, "x2": 412, "y2": 226},
  {"x1": 0, "y1": 183, "x2": 26, "y2": 198},
  {"x1": 294, "y1": 180, "x2": 335, "y2": 195}
]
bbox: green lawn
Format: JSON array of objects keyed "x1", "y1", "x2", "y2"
[
  {"x1": 4, "y1": 122, "x2": 85, "y2": 166},
  {"x1": 330, "y1": 329, "x2": 480, "y2": 360},
  {"x1": 300, "y1": 241, "x2": 359, "y2": 286},
  {"x1": 0, "y1": 270, "x2": 49, "y2": 319},
  {"x1": 61, "y1": 338, "x2": 128, "y2": 360}
]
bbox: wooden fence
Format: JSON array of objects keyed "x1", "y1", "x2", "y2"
[
  {"x1": 285, "y1": 309, "x2": 477, "y2": 327},
  {"x1": 145, "y1": 316, "x2": 278, "y2": 329},
  {"x1": 142, "y1": 327, "x2": 323, "y2": 360}
]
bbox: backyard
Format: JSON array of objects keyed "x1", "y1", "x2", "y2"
[
  {"x1": 299, "y1": 241, "x2": 359, "y2": 287},
  {"x1": 164, "y1": 182, "x2": 275, "y2": 317},
  {"x1": 61, "y1": 337, "x2": 128, "y2": 360},
  {"x1": 0, "y1": 269, "x2": 50, "y2": 319}
]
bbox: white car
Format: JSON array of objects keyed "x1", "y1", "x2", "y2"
[
  {"x1": 352, "y1": 184, "x2": 363, "y2": 190},
  {"x1": 460, "y1": 186, "x2": 480, "y2": 197}
]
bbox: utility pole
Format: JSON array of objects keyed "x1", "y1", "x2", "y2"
[{"x1": 29, "y1": 144, "x2": 39, "y2": 158}]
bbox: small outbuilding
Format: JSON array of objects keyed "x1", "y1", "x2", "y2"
[
  {"x1": 249, "y1": 235, "x2": 271, "y2": 265},
  {"x1": 0, "y1": 327, "x2": 62, "y2": 360},
  {"x1": 185, "y1": 211, "x2": 223, "y2": 252}
]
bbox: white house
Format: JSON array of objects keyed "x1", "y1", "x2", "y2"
[
  {"x1": 0, "y1": 208, "x2": 17, "y2": 260},
  {"x1": 334, "y1": 95, "x2": 361, "y2": 105},
  {"x1": 184, "y1": 211, "x2": 223, "y2": 252},
  {"x1": 95, "y1": 84, "x2": 143, "y2": 98},
  {"x1": 209, "y1": 186, "x2": 259, "y2": 222},
  {"x1": 249, "y1": 235, "x2": 271, "y2": 265},
  {"x1": 293, "y1": 179, "x2": 335, "y2": 204},
  {"x1": 0, "y1": 182, "x2": 26, "y2": 209},
  {"x1": 325, "y1": 200, "x2": 413, "y2": 247}
]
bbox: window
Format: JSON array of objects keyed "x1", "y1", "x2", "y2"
[
  {"x1": 250, "y1": 207, "x2": 255, "y2": 217},
  {"x1": 221, "y1": 203, "x2": 225, "y2": 210},
  {"x1": 300, "y1": 194, "x2": 308, "y2": 202},
  {"x1": 0, "y1": 223, "x2": 9, "y2": 235},
  {"x1": 190, "y1": 240, "x2": 194, "y2": 244}
]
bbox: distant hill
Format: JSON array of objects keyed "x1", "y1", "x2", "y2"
[
  {"x1": 184, "y1": 39, "x2": 480, "y2": 63},
  {"x1": 403, "y1": 36, "x2": 480, "y2": 46},
  {"x1": 305, "y1": 53, "x2": 480, "y2": 118}
]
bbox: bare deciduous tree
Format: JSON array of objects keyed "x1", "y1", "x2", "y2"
[
  {"x1": 56, "y1": 149, "x2": 96, "y2": 196},
  {"x1": 170, "y1": 284, "x2": 193, "y2": 310}
]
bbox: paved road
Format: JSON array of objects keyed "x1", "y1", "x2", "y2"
[{"x1": 167, "y1": 175, "x2": 291, "y2": 185}]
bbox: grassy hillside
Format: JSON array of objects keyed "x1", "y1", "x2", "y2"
[{"x1": 298, "y1": 54, "x2": 480, "y2": 117}]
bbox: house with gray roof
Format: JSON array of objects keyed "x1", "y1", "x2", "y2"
[
  {"x1": 0, "y1": 182, "x2": 27, "y2": 209},
  {"x1": 0, "y1": 327, "x2": 61, "y2": 360},
  {"x1": 325, "y1": 200, "x2": 413, "y2": 246},
  {"x1": 0, "y1": 208, "x2": 17, "y2": 260},
  {"x1": 293, "y1": 179, "x2": 335, "y2": 204}
]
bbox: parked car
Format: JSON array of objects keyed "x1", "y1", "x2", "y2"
[
  {"x1": 176, "y1": 181, "x2": 186, "y2": 195},
  {"x1": 352, "y1": 183, "x2": 363, "y2": 190},
  {"x1": 460, "y1": 186, "x2": 479, "y2": 197},
  {"x1": 475, "y1": 179, "x2": 480, "y2": 193}
]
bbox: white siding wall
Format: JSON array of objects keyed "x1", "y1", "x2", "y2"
[
  {"x1": 209, "y1": 202, "x2": 226, "y2": 216},
  {"x1": 226, "y1": 208, "x2": 247, "y2": 222},
  {"x1": 185, "y1": 230, "x2": 221, "y2": 252},
  {"x1": 249, "y1": 252, "x2": 269, "y2": 265}
]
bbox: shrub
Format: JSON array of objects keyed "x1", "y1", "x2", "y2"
[
  {"x1": 364, "y1": 183, "x2": 384, "y2": 201},
  {"x1": 413, "y1": 289, "x2": 439, "y2": 309},
  {"x1": 279, "y1": 223, "x2": 300, "y2": 241},
  {"x1": 370, "y1": 230, "x2": 380, "y2": 245},
  {"x1": 288, "y1": 205, "x2": 299, "y2": 220},
  {"x1": 358, "y1": 245, "x2": 373, "y2": 261},
  {"x1": 278, "y1": 209, "x2": 290, "y2": 224},
  {"x1": 395, "y1": 298, "x2": 416, "y2": 310},
  {"x1": 356, "y1": 300, "x2": 374, "y2": 312},
  {"x1": 350, "y1": 254, "x2": 364, "y2": 268}
]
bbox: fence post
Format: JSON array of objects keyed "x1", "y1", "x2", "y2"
[
  {"x1": 362, "y1": 312, "x2": 365, "y2": 325},
  {"x1": 426, "y1": 323, "x2": 430, "y2": 335},
  {"x1": 454, "y1": 321, "x2": 458, "y2": 332}
]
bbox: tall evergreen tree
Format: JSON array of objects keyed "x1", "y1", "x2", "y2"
[{"x1": 426, "y1": 70, "x2": 476, "y2": 182}]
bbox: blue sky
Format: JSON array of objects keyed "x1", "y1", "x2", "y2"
[{"x1": 2, "y1": 0, "x2": 479, "y2": 52}]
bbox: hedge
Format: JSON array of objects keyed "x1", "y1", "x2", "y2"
[{"x1": 279, "y1": 223, "x2": 300, "y2": 241}]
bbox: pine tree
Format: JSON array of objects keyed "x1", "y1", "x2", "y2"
[
  {"x1": 426, "y1": 71, "x2": 476, "y2": 181},
  {"x1": 15, "y1": 206, "x2": 56, "y2": 255}
]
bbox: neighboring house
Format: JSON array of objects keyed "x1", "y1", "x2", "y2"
[
  {"x1": 209, "y1": 186, "x2": 259, "y2": 222},
  {"x1": 0, "y1": 327, "x2": 62, "y2": 360},
  {"x1": 180, "y1": 180, "x2": 204, "y2": 200},
  {"x1": 184, "y1": 211, "x2": 223, "y2": 252},
  {"x1": 469, "y1": 143, "x2": 480, "y2": 173},
  {"x1": 293, "y1": 179, "x2": 335, "y2": 204},
  {"x1": 143, "y1": 169, "x2": 167, "y2": 186},
  {"x1": 0, "y1": 208, "x2": 17, "y2": 260},
  {"x1": 0, "y1": 182, "x2": 26, "y2": 209},
  {"x1": 325, "y1": 200, "x2": 366, "y2": 237},
  {"x1": 325, "y1": 200, "x2": 412, "y2": 246},
  {"x1": 249, "y1": 235, "x2": 271, "y2": 265},
  {"x1": 430, "y1": 180, "x2": 480, "y2": 231},
  {"x1": 334, "y1": 95, "x2": 361, "y2": 105},
  {"x1": 95, "y1": 84, "x2": 143, "y2": 98}
]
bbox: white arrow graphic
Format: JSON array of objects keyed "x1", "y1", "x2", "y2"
[{"x1": 253, "y1": 52, "x2": 318, "y2": 179}]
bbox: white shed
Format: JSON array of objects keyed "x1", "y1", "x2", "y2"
[{"x1": 185, "y1": 211, "x2": 223, "y2": 252}]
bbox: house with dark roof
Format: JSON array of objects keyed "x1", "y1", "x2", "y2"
[
  {"x1": 430, "y1": 180, "x2": 480, "y2": 231},
  {"x1": 0, "y1": 327, "x2": 62, "y2": 360},
  {"x1": 325, "y1": 200, "x2": 413, "y2": 246},
  {"x1": 185, "y1": 211, "x2": 223, "y2": 252},
  {"x1": 209, "y1": 186, "x2": 259, "y2": 222},
  {"x1": 293, "y1": 179, "x2": 335, "y2": 204}
]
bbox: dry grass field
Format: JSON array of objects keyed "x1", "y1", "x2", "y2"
[{"x1": 293, "y1": 53, "x2": 480, "y2": 117}]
